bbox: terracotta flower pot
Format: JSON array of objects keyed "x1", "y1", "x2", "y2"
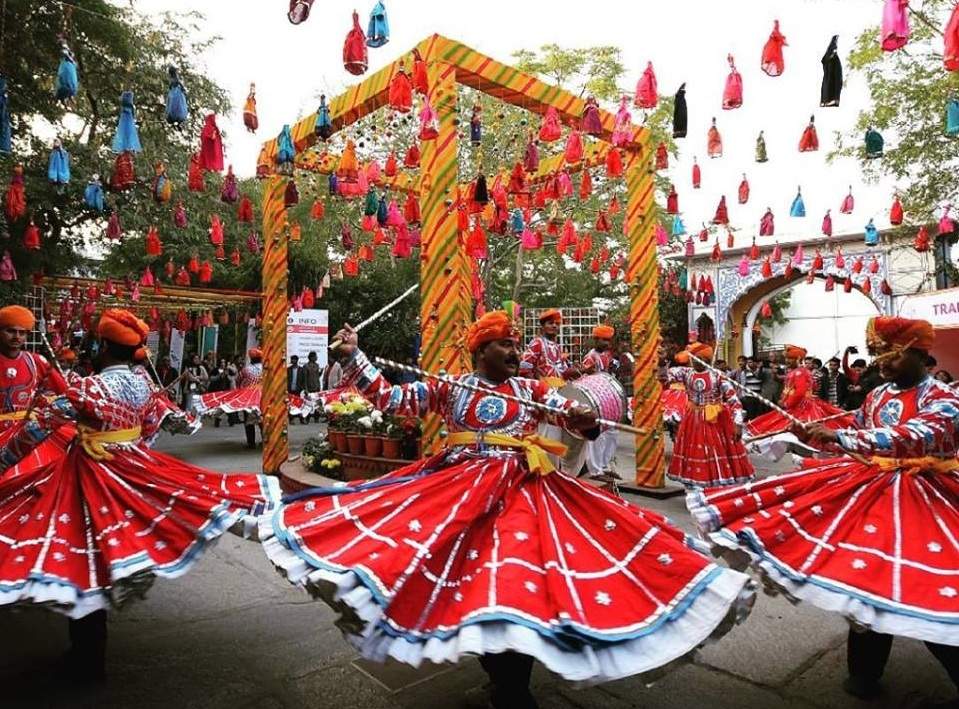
[
  {"x1": 346, "y1": 434, "x2": 364, "y2": 455},
  {"x1": 382, "y1": 437, "x2": 403, "y2": 460},
  {"x1": 328, "y1": 429, "x2": 347, "y2": 452},
  {"x1": 363, "y1": 435, "x2": 383, "y2": 457}
]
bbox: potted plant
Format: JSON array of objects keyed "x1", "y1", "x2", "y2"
[
  {"x1": 398, "y1": 415, "x2": 423, "y2": 460},
  {"x1": 382, "y1": 414, "x2": 404, "y2": 459},
  {"x1": 302, "y1": 436, "x2": 336, "y2": 474},
  {"x1": 324, "y1": 402, "x2": 348, "y2": 452},
  {"x1": 342, "y1": 395, "x2": 372, "y2": 456},
  {"x1": 358, "y1": 411, "x2": 383, "y2": 457}
]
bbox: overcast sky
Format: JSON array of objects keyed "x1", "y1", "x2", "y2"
[{"x1": 134, "y1": 0, "x2": 900, "y2": 247}]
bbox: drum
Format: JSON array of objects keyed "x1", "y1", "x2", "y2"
[{"x1": 558, "y1": 373, "x2": 627, "y2": 440}]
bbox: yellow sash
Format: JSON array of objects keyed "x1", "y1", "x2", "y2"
[
  {"x1": 870, "y1": 456, "x2": 959, "y2": 477},
  {"x1": 77, "y1": 425, "x2": 141, "y2": 461},
  {"x1": 0, "y1": 410, "x2": 27, "y2": 422},
  {"x1": 688, "y1": 402, "x2": 723, "y2": 423},
  {"x1": 445, "y1": 431, "x2": 568, "y2": 476},
  {"x1": 540, "y1": 377, "x2": 565, "y2": 390}
]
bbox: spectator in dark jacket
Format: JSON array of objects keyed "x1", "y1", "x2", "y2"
[
  {"x1": 844, "y1": 359, "x2": 883, "y2": 410},
  {"x1": 818, "y1": 357, "x2": 849, "y2": 408}
]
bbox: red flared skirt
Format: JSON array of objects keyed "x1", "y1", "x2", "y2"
[
  {"x1": 195, "y1": 386, "x2": 310, "y2": 419},
  {"x1": 660, "y1": 386, "x2": 688, "y2": 424},
  {"x1": 746, "y1": 396, "x2": 853, "y2": 437},
  {"x1": 668, "y1": 405, "x2": 754, "y2": 487}
]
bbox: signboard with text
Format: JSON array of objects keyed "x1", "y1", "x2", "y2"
[
  {"x1": 287, "y1": 309, "x2": 329, "y2": 367},
  {"x1": 899, "y1": 287, "x2": 959, "y2": 329}
]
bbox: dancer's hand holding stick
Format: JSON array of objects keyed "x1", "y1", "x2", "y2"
[{"x1": 329, "y1": 284, "x2": 418, "y2": 352}]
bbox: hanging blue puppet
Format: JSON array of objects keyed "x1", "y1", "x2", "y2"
[
  {"x1": 56, "y1": 40, "x2": 79, "y2": 102},
  {"x1": 165, "y1": 66, "x2": 189, "y2": 126},
  {"x1": 366, "y1": 2, "x2": 390, "y2": 48},
  {"x1": 112, "y1": 91, "x2": 142, "y2": 153}
]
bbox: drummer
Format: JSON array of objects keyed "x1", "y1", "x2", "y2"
[{"x1": 576, "y1": 324, "x2": 621, "y2": 480}]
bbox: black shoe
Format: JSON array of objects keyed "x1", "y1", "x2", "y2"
[{"x1": 843, "y1": 676, "x2": 881, "y2": 700}]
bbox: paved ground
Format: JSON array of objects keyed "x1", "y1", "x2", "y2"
[{"x1": 1, "y1": 424, "x2": 955, "y2": 708}]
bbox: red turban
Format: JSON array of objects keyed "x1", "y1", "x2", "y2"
[
  {"x1": 593, "y1": 325, "x2": 615, "y2": 339},
  {"x1": 467, "y1": 310, "x2": 519, "y2": 353},
  {"x1": 248, "y1": 347, "x2": 263, "y2": 360},
  {"x1": 687, "y1": 342, "x2": 714, "y2": 361},
  {"x1": 785, "y1": 344, "x2": 807, "y2": 360},
  {"x1": 0, "y1": 305, "x2": 35, "y2": 330},
  {"x1": 538, "y1": 308, "x2": 562, "y2": 324},
  {"x1": 59, "y1": 348, "x2": 77, "y2": 363},
  {"x1": 867, "y1": 316, "x2": 935, "y2": 353},
  {"x1": 97, "y1": 309, "x2": 149, "y2": 346}
]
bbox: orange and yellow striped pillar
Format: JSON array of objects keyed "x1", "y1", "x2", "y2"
[
  {"x1": 624, "y1": 148, "x2": 665, "y2": 487},
  {"x1": 418, "y1": 55, "x2": 471, "y2": 450},
  {"x1": 261, "y1": 175, "x2": 289, "y2": 475}
]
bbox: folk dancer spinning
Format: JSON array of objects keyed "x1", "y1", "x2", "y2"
[
  {"x1": 666, "y1": 342, "x2": 754, "y2": 488},
  {"x1": 689, "y1": 317, "x2": 959, "y2": 706},
  {"x1": 0, "y1": 309, "x2": 279, "y2": 683},
  {"x1": 259, "y1": 311, "x2": 754, "y2": 709}
]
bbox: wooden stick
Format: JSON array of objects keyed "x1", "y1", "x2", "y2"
[
  {"x1": 687, "y1": 352, "x2": 803, "y2": 425},
  {"x1": 329, "y1": 284, "x2": 418, "y2": 351},
  {"x1": 372, "y1": 356, "x2": 648, "y2": 436}
]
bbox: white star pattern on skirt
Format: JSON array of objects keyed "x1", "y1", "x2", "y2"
[
  {"x1": 852, "y1": 559, "x2": 867, "y2": 570},
  {"x1": 864, "y1": 524, "x2": 877, "y2": 534},
  {"x1": 940, "y1": 587, "x2": 957, "y2": 598},
  {"x1": 595, "y1": 591, "x2": 612, "y2": 606}
]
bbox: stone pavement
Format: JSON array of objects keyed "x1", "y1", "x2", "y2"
[{"x1": 0, "y1": 425, "x2": 954, "y2": 709}]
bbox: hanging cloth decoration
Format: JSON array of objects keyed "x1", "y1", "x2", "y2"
[
  {"x1": 722, "y1": 55, "x2": 743, "y2": 109},
  {"x1": 209, "y1": 214, "x2": 224, "y2": 246},
  {"x1": 738, "y1": 174, "x2": 750, "y2": 204},
  {"x1": 707, "y1": 118, "x2": 723, "y2": 158},
  {"x1": 523, "y1": 132, "x2": 539, "y2": 173},
  {"x1": 384, "y1": 151, "x2": 398, "y2": 177},
  {"x1": 403, "y1": 192, "x2": 421, "y2": 226},
  {"x1": 23, "y1": 220, "x2": 40, "y2": 250},
  {"x1": 363, "y1": 188, "x2": 378, "y2": 217},
  {"x1": 864, "y1": 218, "x2": 879, "y2": 246},
  {"x1": 111, "y1": 91, "x2": 143, "y2": 153},
  {"x1": 187, "y1": 153, "x2": 206, "y2": 194},
  {"x1": 698, "y1": 224, "x2": 709, "y2": 243},
  {"x1": 947, "y1": 5, "x2": 959, "y2": 70},
  {"x1": 388, "y1": 66, "x2": 413, "y2": 112},
  {"x1": 755, "y1": 131, "x2": 768, "y2": 163},
  {"x1": 243, "y1": 83, "x2": 258, "y2": 132},
  {"x1": 789, "y1": 187, "x2": 806, "y2": 217},
  {"x1": 110, "y1": 152, "x2": 135, "y2": 192},
  {"x1": 840, "y1": 187, "x2": 855, "y2": 214},
  {"x1": 152, "y1": 162, "x2": 172, "y2": 204},
  {"x1": 605, "y1": 147, "x2": 623, "y2": 177},
  {"x1": 595, "y1": 210, "x2": 610, "y2": 233},
  {"x1": 199, "y1": 260, "x2": 213, "y2": 284},
  {"x1": 759, "y1": 208, "x2": 775, "y2": 236},
  {"x1": 634, "y1": 61, "x2": 658, "y2": 109},
  {"x1": 684, "y1": 235, "x2": 695, "y2": 256},
  {"x1": 173, "y1": 202, "x2": 187, "y2": 228},
  {"x1": 0, "y1": 251, "x2": 16, "y2": 282},
  {"x1": 238, "y1": 196, "x2": 254, "y2": 223},
  {"x1": 145, "y1": 226, "x2": 162, "y2": 256},
  {"x1": 418, "y1": 98, "x2": 439, "y2": 140},
  {"x1": 655, "y1": 142, "x2": 668, "y2": 170},
  {"x1": 890, "y1": 195, "x2": 904, "y2": 225},
  {"x1": 812, "y1": 249, "x2": 824, "y2": 271},
  {"x1": 612, "y1": 97, "x2": 633, "y2": 147},
  {"x1": 835, "y1": 247, "x2": 846, "y2": 269},
  {"x1": 864, "y1": 127, "x2": 884, "y2": 158},
  {"x1": 671, "y1": 215, "x2": 686, "y2": 237},
  {"x1": 221, "y1": 165, "x2": 239, "y2": 203},
  {"x1": 737, "y1": 254, "x2": 750, "y2": 277},
  {"x1": 821, "y1": 36, "x2": 843, "y2": 107},
  {"x1": 47, "y1": 139, "x2": 71, "y2": 185},
  {"x1": 914, "y1": 225, "x2": 930, "y2": 252},
  {"x1": 947, "y1": 98, "x2": 959, "y2": 135},
  {"x1": 411, "y1": 48, "x2": 428, "y2": 94},
  {"x1": 366, "y1": 1, "x2": 390, "y2": 48},
  {"x1": 749, "y1": 238, "x2": 760, "y2": 261},
  {"x1": 343, "y1": 11, "x2": 369, "y2": 75},
  {"x1": 56, "y1": 40, "x2": 79, "y2": 102},
  {"x1": 4, "y1": 164, "x2": 25, "y2": 222},
  {"x1": 175, "y1": 267, "x2": 190, "y2": 286},
  {"x1": 200, "y1": 114, "x2": 224, "y2": 171},
  {"x1": 288, "y1": 0, "x2": 316, "y2": 24},
  {"x1": 247, "y1": 231, "x2": 261, "y2": 254},
  {"x1": 761, "y1": 20, "x2": 787, "y2": 76},
  {"x1": 0, "y1": 77, "x2": 10, "y2": 153},
  {"x1": 672, "y1": 83, "x2": 687, "y2": 138},
  {"x1": 822, "y1": 209, "x2": 833, "y2": 237},
  {"x1": 467, "y1": 223, "x2": 488, "y2": 259},
  {"x1": 315, "y1": 95, "x2": 333, "y2": 140},
  {"x1": 276, "y1": 125, "x2": 296, "y2": 169},
  {"x1": 84, "y1": 175, "x2": 105, "y2": 211},
  {"x1": 539, "y1": 106, "x2": 562, "y2": 142},
  {"x1": 564, "y1": 130, "x2": 583, "y2": 163},
  {"x1": 468, "y1": 104, "x2": 482, "y2": 145},
  {"x1": 772, "y1": 242, "x2": 783, "y2": 263},
  {"x1": 581, "y1": 96, "x2": 602, "y2": 136},
  {"x1": 165, "y1": 67, "x2": 189, "y2": 126},
  {"x1": 337, "y1": 139, "x2": 359, "y2": 182},
  {"x1": 692, "y1": 158, "x2": 701, "y2": 188},
  {"x1": 869, "y1": 255, "x2": 880, "y2": 273},
  {"x1": 508, "y1": 162, "x2": 527, "y2": 195},
  {"x1": 712, "y1": 196, "x2": 729, "y2": 225},
  {"x1": 666, "y1": 184, "x2": 679, "y2": 214},
  {"x1": 799, "y1": 115, "x2": 819, "y2": 152},
  {"x1": 140, "y1": 266, "x2": 155, "y2": 288},
  {"x1": 284, "y1": 179, "x2": 299, "y2": 207},
  {"x1": 761, "y1": 255, "x2": 773, "y2": 278},
  {"x1": 578, "y1": 170, "x2": 592, "y2": 199},
  {"x1": 940, "y1": 206, "x2": 956, "y2": 236},
  {"x1": 881, "y1": 0, "x2": 910, "y2": 52},
  {"x1": 106, "y1": 210, "x2": 123, "y2": 240},
  {"x1": 711, "y1": 239, "x2": 722, "y2": 262}
]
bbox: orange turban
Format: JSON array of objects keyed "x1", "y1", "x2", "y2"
[
  {"x1": 0, "y1": 305, "x2": 35, "y2": 330},
  {"x1": 867, "y1": 316, "x2": 935, "y2": 353},
  {"x1": 593, "y1": 325, "x2": 615, "y2": 339},
  {"x1": 249, "y1": 347, "x2": 263, "y2": 360},
  {"x1": 133, "y1": 347, "x2": 149, "y2": 362},
  {"x1": 59, "y1": 348, "x2": 77, "y2": 363},
  {"x1": 785, "y1": 344, "x2": 807, "y2": 360},
  {"x1": 687, "y1": 342, "x2": 714, "y2": 361},
  {"x1": 97, "y1": 309, "x2": 149, "y2": 346},
  {"x1": 466, "y1": 310, "x2": 519, "y2": 353},
  {"x1": 674, "y1": 351, "x2": 690, "y2": 365},
  {"x1": 538, "y1": 308, "x2": 562, "y2": 324}
]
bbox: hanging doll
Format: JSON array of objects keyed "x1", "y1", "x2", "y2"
[
  {"x1": 673, "y1": 83, "x2": 687, "y2": 138},
  {"x1": 403, "y1": 144, "x2": 420, "y2": 168},
  {"x1": 864, "y1": 218, "x2": 879, "y2": 246},
  {"x1": 822, "y1": 209, "x2": 833, "y2": 237},
  {"x1": 200, "y1": 114, "x2": 224, "y2": 172},
  {"x1": 523, "y1": 132, "x2": 539, "y2": 173},
  {"x1": 864, "y1": 127, "x2": 884, "y2": 158},
  {"x1": 581, "y1": 96, "x2": 602, "y2": 136},
  {"x1": 539, "y1": 106, "x2": 562, "y2": 142},
  {"x1": 209, "y1": 214, "x2": 225, "y2": 247},
  {"x1": 467, "y1": 103, "x2": 482, "y2": 146},
  {"x1": 418, "y1": 98, "x2": 439, "y2": 140},
  {"x1": 759, "y1": 208, "x2": 775, "y2": 236},
  {"x1": 165, "y1": 66, "x2": 188, "y2": 126},
  {"x1": 712, "y1": 196, "x2": 729, "y2": 225},
  {"x1": 564, "y1": 130, "x2": 583, "y2": 163},
  {"x1": 47, "y1": 139, "x2": 71, "y2": 187},
  {"x1": 940, "y1": 207, "x2": 956, "y2": 236},
  {"x1": 343, "y1": 11, "x2": 369, "y2": 75},
  {"x1": 247, "y1": 231, "x2": 261, "y2": 254},
  {"x1": 914, "y1": 225, "x2": 930, "y2": 252},
  {"x1": 948, "y1": 97, "x2": 959, "y2": 135},
  {"x1": 188, "y1": 152, "x2": 205, "y2": 192},
  {"x1": 277, "y1": 125, "x2": 296, "y2": 170},
  {"x1": 152, "y1": 162, "x2": 172, "y2": 204},
  {"x1": 284, "y1": 180, "x2": 299, "y2": 207},
  {"x1": 55, "y1": 40, "x2": 79, "y2": 102},
  {"x1": 288, "y1": 0, "x2": 316, "y2": 24},
  {"x1": 84, "y1": 174, "x2": 105, "y2": 211},
  {"x1": 754, "y1": 130, "x2": 768, "y2": 163},
  {"x1": 947, "y1": 5, "x2": 959, "y2": 71},
  {"x1": 605, "y1": 147, "x2": 622, "y2": 178},
  {"x1": 692, "y1": 158, "x2": 701, "y2": 188},
  {"x1": 761, "y1": 20, "x2": 787, "y2": 76},
  {"x1": 707, "y1": 117, "x2": 723, "y2": 158},
  {"x1": 106, "y1": 210, "x2": 122, "y2": 240},
  {"x1": 790, "y1": 187, "x2": 806, "y2": 217},
  {"x1": 173, "y1": 202, "x2": 188, "y2": 228},
  {"x1": 634, "y1": 61, "x2": 658, "y2": 109},
  {"x1": 0, "y1": 250, "x2": 16, "y2": 281},
  {"x1": 612, "y1": 97, "x2": 633, "y2": 147},
  {"x1": 798, "y1": 115, "x2": 819, "y2": 152},
  {"x1": 410, "y1": 48, "x2": 429, "y2": 94},
  {"x1": 112, "y1": 91, "x2": 142, "y2": 154},
  {"x1": 881, "y1": 0, "x2": 910, "y2": 52},
  {"x1": 0, "y1": 76, "x2": 9, "y2": 154},
  {"x1": 366, "y1": 1, "x2": 390, "y2": 48},
  {"x1": 840, "y1": 187, "x2": 854, "y2": 214},
  {"x1": 23, "y1": 220, "x2": 40, "y2": 250},
  {"x1": 145, "y1": 226, "x2": 162, "y2": 256},
  {"x1": 388, "y1": 66, "x2": 413, "y2": 113},
  {"x1": 337, "y1": 140, "x2": 359, "y2": 182},
  {"x1": 890, "y1": 195, "x2": 904, "y2": 225},
  {"x1": 221, "y1": 165, "x2": 239, "y2": 203},
  {"x1": 666, "y1": 184, "x2": 679, "y2": 214},
  {"x1": 4, "y1": 164, "x2": 25, "y2": 222},
  {"x1": 722, "y1": 55, "x2": 743, "y2": 110},
  {"x1": 199, "y1": 260, "x2": 213, "y2": 284},
  {"x1": 655, "y1": 142, "x2": 668, "y2": 170},
  {"x1": 821, "y1": 36, "x2": 843, "y2": 107},
  {"x1": 315, "y1": 95, "x2": 333, "y2": 140},
  {"x1": 738, "y1": 174, "x2": 750, "y2": 204},
  {"x1": 238, "y1": 196, "x2": 254, "y2": 223},
  {"x1": 671, "y1": 214, "x2": 686, "y2": 237},
  {"x1": 243, "y1": 83, "x2": 258, "y2": 133}
]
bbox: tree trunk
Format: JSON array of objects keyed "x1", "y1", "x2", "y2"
[{"x1": 511, "y1": 242, "x2": 526, "y2": 302}]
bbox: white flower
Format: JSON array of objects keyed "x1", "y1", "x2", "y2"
[
  {"x1": 940, "y1": 586, "x2": 958, "y2": 598},
  {"x1": 357, "y1": 416, "x2": 373, "y2": 430},
  {"x1": 370, "y1": 410, "x2": 383, "y2": 423},
  {"x1": 929, "y1": 542, "x2": 943, "y2": 553},
  {"x1": 595, "y1": 591, "x2": 612, "y2": 606},
  {"x1": 852, "y1": 559, "x2": 867, "y2": 570}
]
